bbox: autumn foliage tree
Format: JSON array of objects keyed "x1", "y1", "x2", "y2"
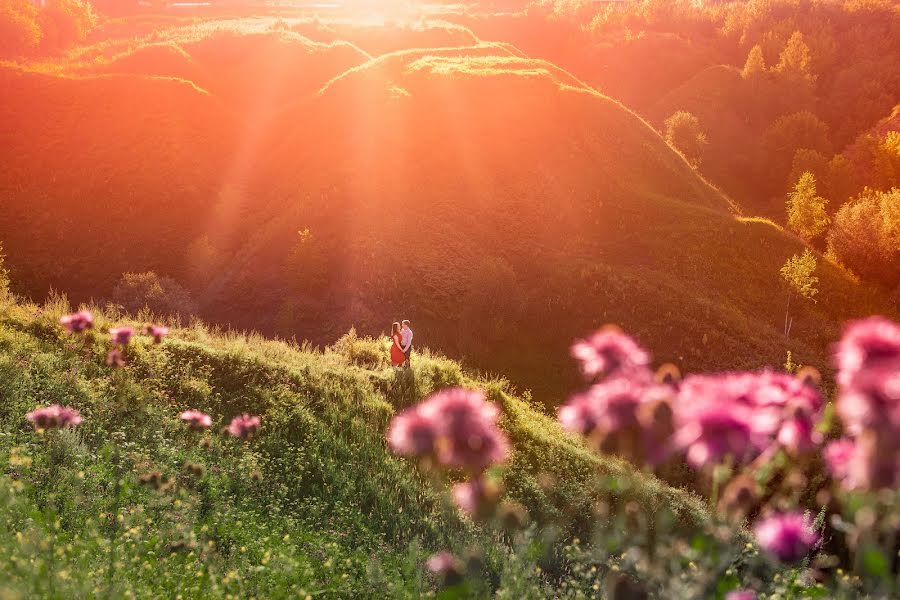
[
  {"x1": 827, "y1": 187, "x2": 900, "y2": 290},
  {"x1": 664, "y1": 110, "x2": 707, "y2": 167},
  {"x1": 786, "y1": 172, "x2": 830, "y2": 241},
  {"x1": 780, "y1": 249, "x2": 818, "y2": 339}
]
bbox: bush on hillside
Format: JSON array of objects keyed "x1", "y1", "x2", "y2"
[
  {"x1": 111, "y1": 271, "x2": 197, "y2": 318},
  {"x1": 38, "y1": 0, "x2": 95, "y2": 54},
  {"x1": 664, "y1": 110, "x2": 707, "y2": 167},
  {"x1": 331, "y1": 327, "x2": 388, "y2": 369},
  {"x1": 0, "y1": 241, "x2": 9, "y2": 298},
  {"x1": 827, "y1": 187, "x2": 900, "y2": 289},
  {"x1": 0, "y1": 0, "x2": 41, "y2": 59}
]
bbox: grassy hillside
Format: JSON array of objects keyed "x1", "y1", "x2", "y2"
[{"x1": 0, "y1": 291, "x2": 705, "y2": 597}]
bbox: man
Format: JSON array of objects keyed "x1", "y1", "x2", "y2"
[{"x1": 400, "y1": 320, "x2": 413, "y2": 368}]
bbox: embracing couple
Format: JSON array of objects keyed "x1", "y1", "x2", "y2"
[{"x1": 390, "y1": 320, "x2": 413, "y2": 368}]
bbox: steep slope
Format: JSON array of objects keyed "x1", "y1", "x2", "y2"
[
  {"x1": 0, "y1": 293, "x2": 705, "y2": 596},
  {"x1": 206, "y1": 47, "x2": 889, "y2": 401},
  {"x1": 0, "y1": 65, "x2": 236, "y2": 300}
]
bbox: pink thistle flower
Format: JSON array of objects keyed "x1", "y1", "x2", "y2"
[
  {"x1": 673, "y1": 374, "x2": 777, "y2": 467},
  {"x1": 426, "y1": 551, "x2": 463, "y2": 585},
  {"x1": 777, "y1": 417, "x2": 821, "y2": 456},
  {"x1": 60, "y1": 311, "x2": 94, "y2": 333},
  {"x1": 144, "y1": 324, "x2": 169, "y2": 344},
  {"x1": 753, "y1": 512, "x2": 819, "y2": 563},
  {"x1": 386, "y1": 388, "x2": 509, "y2": 472},
  {"x1": 725, "y1": 591, "x2": 756, "y2": 600},
  {"x1": 570, "y1": 326, "x2": 651, "y2": 380},
  {"x1": 452, "y1": 480, "x2": 481, "y2": 516},
  {"x1": 752, "y1": 371, "x2": 823, "y2": 415},
  {"x1": 109, "y1": 327, "x2": 134, "y2": 346},
  {"x1": 824, "y1": 438, "x2": 860, "y2": 488},
  {"x1": 423, "y1": 388, "x2": 508, "y2": 470},
  {"x1": 226, "y1": 414, "x2": 261, "y2": 439},
  {"x1": 834, "y1": 317, "x2": 900, "y2": 435},
  {"x1": 451, "y1": 477, "x2": 501, "y2": 518},
  {"x1": 387, "y1": 409, "x2": 438, "y2": 456},
  {"x1": 106, "y1": 348, "x2": 125, "y2": 367},
  {"x1": 26, "y1": 405, "x2": 83, "y2": 430},
  {"x1": 180, "y1": 410, "x2": 212, "y2": 430},
  {"x1": 835, "y1": 317, "x2": 900, "y2": 388},
  {"x1": 558, "y1": 376, "x2": 655, "y2": 435}
]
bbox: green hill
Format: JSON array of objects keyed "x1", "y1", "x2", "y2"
[{"x1": 0, "y1": 291, "x2": 705, "y2": 597}]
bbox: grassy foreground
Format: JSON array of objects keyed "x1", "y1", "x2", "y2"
[{"x1": 0, "y1": 292, "x2": 705, "y2": 598}]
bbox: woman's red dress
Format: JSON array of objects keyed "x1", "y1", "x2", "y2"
[{"x1": 390, "y1": 334, "x2": 405, "y2": 366}]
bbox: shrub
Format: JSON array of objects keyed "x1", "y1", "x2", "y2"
[
  {"x1": 0, "y1": 0, "x2": 41, "y2": 59},
  {"x1": 111, "y1": 271, "x2": 197, "y2": 318},
  {"x1": 331, "y1": 327, "x2": 388, "y2": 369},
  {"x1": 664, "y1": 110, "x2": 707, "y2": 167},
  {"x1": 0, "y1": 241, "x2": 9, "y2": 298},
  {"x1": 786, "y1": 171, "x2": 830, "y2": 241},
  {"x1": 827, "y1": 187, "x2": 900, "y2": 289}
]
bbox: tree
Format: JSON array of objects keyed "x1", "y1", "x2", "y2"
[
  {"x1": 0, "y1": 0, "x2": 41, "y2": 59},
  {"x1": 786, "y1": 172, "x2": 830, "y2": 241},
  {"x1": 775, "y1": 31, "x2": 814, "y2": 84},
  {"x1": 741, "y1": 44, "x2": 766, "y2": 79},
  {"x1": 827, "y1": 188, "x2": 900, "y2": 289},
  {"x1": 664, "y1": 111, "x2": 707, "y2": 167},
  {"x1": 780, "y1": 249, "x2": 818, "y2": 338},
  {"x1": 763, "y1": 112, "x2": 831, "y2": 184}
]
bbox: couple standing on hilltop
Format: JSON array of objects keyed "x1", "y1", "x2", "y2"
[{"x1": 390, "y1": 320, "x2": 413, "y2": 368}]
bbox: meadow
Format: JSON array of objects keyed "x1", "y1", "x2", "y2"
[{"x1": 0, "y1": 0, "x2": 899, "y2": 598}]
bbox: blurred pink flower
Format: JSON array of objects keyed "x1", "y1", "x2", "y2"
[
  {"x1": 106, "y1": 348, "x2": 125, "y2": 367},
  {"x1": 386, "y1": 388, "x2": 508, "y2": 472},
  {"x1": 144, "y1": 324, "x2": 169, "y2": 344},
  {"x1": 753, "y1": 512, "x2": 819, "y2": 563},
  {"x1": 725, "y1": 591, "x2": 756, "y2": 600},
  {"x1": 109, "y1": 327, "x2": 134, "y2": 346},
  {"x1": 387, "y1": 409, "x2": 437, "y2": 456},
  {"x1": 835, "y1": 317, "x2": 900, "y2": 387},
  {"x1": 426, "y1": 551, "x2": 463, "y2": 583},
  {"x1": 452, "y1": 480, "x2": 480, "y2": 516},
  {"x1": 26, "y1": 405, "x2": 82, "y2": 430},
  {"x1": 834, "y1": 317, "x2": 900, "y2": 435},
  {"x1": 227, "y1": 414, "x2": 261, "y2": 439},
  {"x1": 673, "y1": 375, "x2": 776, "y2": 467},
  {"x1": 824, "y1": 438, "x2": 860, "y2": 488},
  {"x1": 180, "y1": 410, "x2": 212, "y2": 430},
  {"x1": 571, "y1": 326, "x2": 651, "y2": 380},
  {"x1": 753, "y1": 371, "x2": 823, "y2": 415},
  {"x1": 451, "y1": 477, "x2": 500, "y2": 518},
  {"x1": 559, "y1": 378, "x2": 649, "y2": 434},
  {"x1": 60, "y1": 311, "x2": 94, "y2": 333},
  {"x1": 777, "y1": 417, "x2": 821, "y2": 456}
]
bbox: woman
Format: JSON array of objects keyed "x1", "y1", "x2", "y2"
[{"x1": 390, "y1": 322, "x2": 406, "y2": 367}]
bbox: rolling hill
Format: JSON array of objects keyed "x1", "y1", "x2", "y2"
[{"x1": 0, "y1": 18, "x2": 893, "y2": 405}]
